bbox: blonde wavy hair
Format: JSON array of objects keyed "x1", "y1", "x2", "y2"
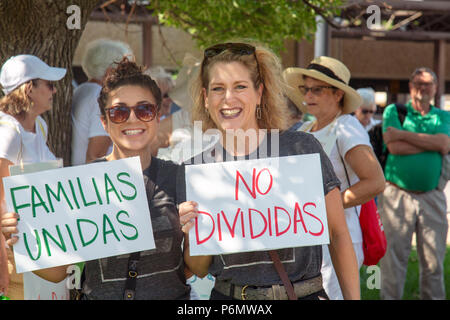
[
  {"x1": 0, "y1": 80, "x2": 34, "y2": 117},
  {"x1": 191, "y1": 41, "x2": 289, "y2": 132}
]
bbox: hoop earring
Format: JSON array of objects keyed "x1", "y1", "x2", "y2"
[{"x1": 256, "y1": 104, "x2": 262, "y2": 119}]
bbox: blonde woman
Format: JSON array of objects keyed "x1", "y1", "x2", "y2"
[{"x1": 178, "y1": 42, "x2": 360, "y2": 300}]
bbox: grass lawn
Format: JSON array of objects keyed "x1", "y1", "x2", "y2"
[{"x1": 360, "y1": 246, "x2": 450, "y2": 300}]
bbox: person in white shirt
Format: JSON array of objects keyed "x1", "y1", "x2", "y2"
[
  {"x1": 354, "y1": 87, "x2": 381, "y2": 132},
  {"x1": 71, "y1": 38, "x2": 133, "y2": 166},
  {"x1": 0, "y1": 54, "x2": 67, "y2": 300},
  {"x1": 284, "y1": 57, "x2": 385, "y2": 300}
]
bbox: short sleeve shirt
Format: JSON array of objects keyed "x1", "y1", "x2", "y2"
[
  {"x1": 71, "y1": 82, "x2": 109, "y2": 166},
  {"x1": 178, "y1": 131, "x2": 340, "y2": 286},
  {"x1": 0, "y1": 111, "x2": 55, "y2": 164},
  {"x1": 383, "y1": 102, "x2": 450, "y2": 191}
]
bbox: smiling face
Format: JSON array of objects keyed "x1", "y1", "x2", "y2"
[
  {"x1": 203, "y1": 61, "x2": 263, "y2": 133},
  {"x1": 101, "y1": 85, "x2": 159, "y2": 156}
]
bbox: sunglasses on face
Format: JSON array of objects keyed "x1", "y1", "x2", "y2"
[
  {"x1": 105, "y1": 103, "x2": 158, "y2": 124},
  {"x1": 361, "y1": 109, "x2": 375, "y2": 115},
  {"x1": 298, "y1": 85, "x2": 335, "y2": 96},
  {"x1": 32, "y1": 79, "x2": 55, "y2": 91}
]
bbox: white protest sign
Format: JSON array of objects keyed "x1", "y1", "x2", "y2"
[
  {"x1": 3, "y1": 157, "x2": 155, "y2": 273},
  {"x1": 186, "y1": 154, "x2": 330, "y2": 256}
]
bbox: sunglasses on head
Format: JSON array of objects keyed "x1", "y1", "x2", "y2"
[
  {"x1": 203, "y1": 42, "x2": 262, "y2": 85},
  {"x1": 361, "y1": 109, "x2": 375, "y2": 115},
  {"x1": 105, "y1": 103, "x2": 158, "y2": 124},
  {"x1": 204, "y1": 42, "x2": 256, "y2": 59}
]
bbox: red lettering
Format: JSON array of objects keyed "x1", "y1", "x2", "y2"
[
  {"x1": 248, "y1": 208, "x2": 268, "y2": 239},
  {"x1": 255, "y1": 168, "x2": 273, "y2": 195},
  {"x1": 267, "y1": 207, "x2": 272, "y2": 236},
  {"x1": 294, "y1": 202, "x2": 308, "y2": 234},
  {"x1": 52, "y1": 292, "x2": 58, "y2": 300},
  {"x1": 275, "y1": 206, "x2": 291, "y2": 236},
  {"x1": 235, "y1": 169, "x2": 256, "y2": 200},
  {"x1": 217, "y1": 212, "x2": 222, "y2": 241},
  {"x1": 220, "y1": 208, "x2": 243, "y2": 238},
  {"x1": 195, "y1": 210, "x2": 215, "y2": 244},
  {"x1": 303, "y1": 202, "x2": 324, "y2": 236}
]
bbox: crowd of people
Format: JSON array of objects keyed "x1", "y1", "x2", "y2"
[{"x1": 0, "y1": 36, "x2": 448, "y2": 301}]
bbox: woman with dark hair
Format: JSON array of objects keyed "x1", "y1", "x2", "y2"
[{"x1": 2, "y1": 57, "x2": 190, "y2": 300}]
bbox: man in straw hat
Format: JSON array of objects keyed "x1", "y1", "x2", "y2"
[
  {"x1": 283, "y1": 56, "x2": 385, "y2": 299},
  {"x1": 378, "y1": 67, "x2": 449, "y2": 300}
]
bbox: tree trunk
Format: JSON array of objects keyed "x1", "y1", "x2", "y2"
[{"x1": 0, "y1": 0, "x2": 98, "y2": 166}]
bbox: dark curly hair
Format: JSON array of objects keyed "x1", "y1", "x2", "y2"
[{"x1": 98, "y1": 57, "x2": 162, "y2": 117}]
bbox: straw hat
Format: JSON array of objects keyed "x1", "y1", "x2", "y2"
[
  {"x1": 168, "y1": 53, "x2": 201, "y2": 110},
  {"x1": 283, "y1": 56, "x2": 362, "y2": 114}
]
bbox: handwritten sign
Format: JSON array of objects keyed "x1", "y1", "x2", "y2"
[
  {"x1": 185, "y1": 154, "x2": 329, "y2": 256},
  {"x1": 2, "y1": 157, "x2": 155, "y2": 273}
]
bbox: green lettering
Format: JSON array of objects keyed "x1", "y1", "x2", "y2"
[
  {"x1": 31, "y1": 186, "x2": 49, "y2": 218},
  {"x1": 42, "y1": 225, "x2": 67, "y2": 257},
  {"x1": 103, "y1": 214, "x2": 120, "y2": 244},
  {"x1": 68, "y1": 180, "x2": 80, "y2": 209},
  {"x1": 45, "y1": 182, "x2": 73, "y2": 212},
  {"x1": 77, "y1": 219, "x2": 98, "y2": 247},
  {"x1": 77, "y1": 177, "x2": 96, "y2": 207},
  {"x1": 91, "y1": 177, "x2": 103, "y2": 205},
  {"x1": 104, "y1": 173, "x2": 122, "y2": 204},
  {"x1": 116, "y1": 210, "x2": 138, "y2": 241},
  {"x1": 23, "y1": 230, "x2": 42, "y2": 261},
  {"x1": 116, "y1": 172, "x2": 137, "y2": 201},
  {"x1": 10, "y1": 185, "x2": 30, "y2": 214},
  {"x1": 65, "y1": 224, "x2": 78, "y2": 251}
]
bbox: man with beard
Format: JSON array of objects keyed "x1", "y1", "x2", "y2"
[{"x1": 378, "y1": 67, "x2": 450, "y2": 300}]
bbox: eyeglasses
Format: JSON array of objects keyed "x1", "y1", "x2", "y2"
[
  {"x1": 44, "y1": 81, "x2": 55, "y2": 91},
  {"x1": 105, "y1": 103, "x2": 158, "y2": 124},
  {"x1": 32, "y1": 79, "x2": 55, "y2": 91},
  {"x1": 411, "y1": 81, "x2": 434, "y2": 88},
  {"x1": 298, "y1": 85, "x2": 335, "y2": 96},
  {"x1": 361, "y1": 109, "x2": 375, "y2": 115}
]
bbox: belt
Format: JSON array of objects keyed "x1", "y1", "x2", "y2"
[
  {"x1": 213, "y1": 275, "x2": 323, "y2": 300},
  {"x1": 386, "y1": 181, "x2": 426, "y2": 194}
]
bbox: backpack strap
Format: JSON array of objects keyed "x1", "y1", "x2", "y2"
[
  {"x1": 394, "y1": 103, "x2": 407, "y2": 127},
  {"x1": 123, "y1": 158, "x2": 158, "y2": 300}
]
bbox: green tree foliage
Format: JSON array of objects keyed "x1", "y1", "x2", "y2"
[{"x1": 148, "y1": 0, "x2": 342, "y2": 52}]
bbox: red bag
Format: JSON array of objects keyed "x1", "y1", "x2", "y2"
[{"x1": 359, "y1": 199, "x2": 387, "y2": 266}]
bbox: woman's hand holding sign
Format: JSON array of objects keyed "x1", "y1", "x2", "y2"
[
  {"x1": 0, "y1": 211, "x2": 19, "y2": 246},
  {"x1": 179, "y1": 201, "x2": 212, "y2": 278},
  {"x1": 179, "y1": 201, "x2": 199, "y2": 233}
]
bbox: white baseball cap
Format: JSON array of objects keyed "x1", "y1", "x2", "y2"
[{"x1": 0, "y1": 54, "x2": 66, "y2": 95}]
